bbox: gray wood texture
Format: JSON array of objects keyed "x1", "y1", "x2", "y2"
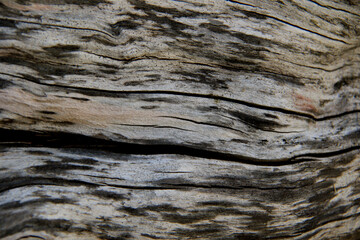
[{"x1": 0, "y1": 0, "x2": 359, "y2": 239}]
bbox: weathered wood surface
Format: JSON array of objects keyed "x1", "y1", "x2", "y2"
[
  {"x1": 0, "y1": 0, "x2": 359, "y2": 239},
  {"x1": 1, "y1": 145, "x2": 360, "y2": 239}
]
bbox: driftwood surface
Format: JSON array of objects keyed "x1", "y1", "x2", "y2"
[{"x1": 0, "y1": 0, "x2": 360, "y2": 239}]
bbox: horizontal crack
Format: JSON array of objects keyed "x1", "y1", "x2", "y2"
[
  {"x1": 102, "y1": 183, "x2": 179, "y2": 190},
  {"x1": 289, "y1": 146, "x2": 360, "y2": 160},
  {"x1": 307, "y1": 0, "x2": 360, "y2": 17},
  {"x1": 158, "y1": 182, "x2": 311, "y2": 191},
  {"x1": 225, "y1": 0, "x2": 256, "y2": 8},
  {"x1": 3, "y1": 72, "x2": 359, "y2": 121},
  {"x1": 0, "y1": 129, "x2": 359, "y2": 166},
  {"x1": 226, "y1": 2, "x2": 348, "y2": 44},
  {"x1": 0, "y1": 176, "x2": 98, "y2": 194},
  {"x1": 158, "y1": 116, "x2": 247, "y2": 134},
  {"x1": 113, "y1": 123, "x2": 193, "y2": 132},
  {"x1": 0, "y1": 18, "x2": 114, "y2": 38},
  {"x1": 16, "y1": 235, "x2": 46, "y2": 240}
]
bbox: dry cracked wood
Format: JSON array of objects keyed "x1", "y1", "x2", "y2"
[
  {"x1": 1, "y1": 146, "x2": 360, "y2": 239},
  {"x1": 0, "y1": 0, "x2": 359, "y2": 239}
]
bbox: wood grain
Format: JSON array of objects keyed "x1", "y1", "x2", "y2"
[
  {"x1": 0, "y1": 0, "x2": 359, "y2": 239},
  {"x1": 1, "y1": 146, "x2": 360, "y2": 239}
]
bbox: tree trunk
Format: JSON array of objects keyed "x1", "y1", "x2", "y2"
[{"x1": 0, "y1": 0, "x2": 359, "y2": 239}]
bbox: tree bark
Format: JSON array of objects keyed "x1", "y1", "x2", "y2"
[{"x1": 0, "y1": 0, "x2": 359, "y2": 239}]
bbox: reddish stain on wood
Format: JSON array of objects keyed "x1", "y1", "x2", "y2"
[{"x1": 293, "y1": 92, "x2": 318, "y2": 113}]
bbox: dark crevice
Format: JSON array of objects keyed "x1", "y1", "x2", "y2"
[
  {"x1": 92, "y1": 181, "x2": 312, "y2": 191},
  {"x1": 0, "y1": 176, "x2": 98, "y2": 194},
  {"x1": 17, "y1": 235, "x2": 46, "y2": 240},
  {"x1": 102, "y1": 183, "x2": 179, "y2": 190},
  {"x1": 291, "y1": 211, "x2": 360, "y2": 239},
  {"x1": 85, "y1": 51, "x2": 177, "y2": 63},
  {"x1": 0, "y1": 129, "x2": 359, "y2": 167},
  {"x1": 280, "y1": 59, "x2": 354, "y2": 73},
  {"x1": 113, "y1": 123, "x2": 193, "y2": 132},
  {"x1": 307, "y1": 0, "x2": 360, "y2": 17},
  {"x1": 0, "y1": 129, "x2": 275, "y2": 166},
  {"x1": 5, "y1": 72, "x2": 360, "y2": 121},
  {"x1": 0, "y1": 18, "x2": 114, "y2": 38},
  {"x1": 155, "y1": 182, "x2": 310, "y2": 191},
  {"x1": 81, "y1": 174, "x2": 125, "y2": 181},
  {"x1": 158, "y1": 116, "x2": 246, "y2": 134},
  {"x1": 289, "y1": 146, "x2": 360, "y2": 160},
  {"x1": 225, "y1": 0, "x2": 256, "y2": 8},
  {"x1": 71, "y1": 87, "x2": 360, "y2": 121},
  {"x1": 226, "y1": 1, "x2": 348, "y2": 44},
  {"x1": 71, "y1": 52, "x2": 313, "y2": 85}
]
